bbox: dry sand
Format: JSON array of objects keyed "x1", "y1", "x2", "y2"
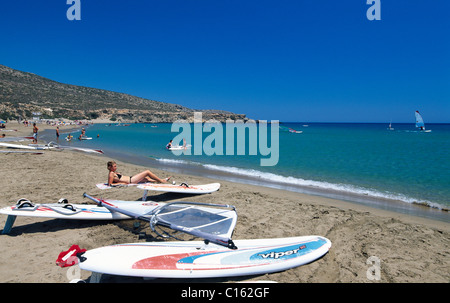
[{"x1": 0, "y1": 123, "x2": 449, "y2": 283}]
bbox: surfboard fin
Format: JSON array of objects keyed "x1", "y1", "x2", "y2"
[{"x1": 2, "y1": 215, "x2": 17, "y2": 235}]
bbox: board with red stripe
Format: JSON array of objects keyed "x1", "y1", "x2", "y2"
[
  {"x1": 78, "y1": 236, "x2": 331, "y2": 278},
  {"x1": 0, "y1": 200, "x2": 162, "y2": 220},
  {"x1": 137, "y1": 182, "x2": 220, "y2": 194}
]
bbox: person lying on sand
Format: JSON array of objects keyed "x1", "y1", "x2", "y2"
[{"x1": 107, "y1": 161, "x2": 171, "y2": 186}]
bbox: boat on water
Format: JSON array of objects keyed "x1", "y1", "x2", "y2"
[
  {"x1": 280, "y1": 125, "x2": 303, "y2": 134},
  {"x1": 387, "y1": 120, "x2": 394, "y2": 131},
  {"x1": 415, "y1": 111, "x2": 431, "y2": 132},
  {"x1": 289, "y1": 128, "x2": 303, "y2": 134}
]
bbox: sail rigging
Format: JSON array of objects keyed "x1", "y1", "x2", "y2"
[
  {"x1": 415, "y1": 111, "x2": 425, "y2": 130},
  {"x1": 83, "y1": 193, "x2": 238, "y2": 249}
]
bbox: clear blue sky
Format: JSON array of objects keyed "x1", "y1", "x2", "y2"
[{"x1": 1, "y1": 1, "x2": 449, "y2": 122}]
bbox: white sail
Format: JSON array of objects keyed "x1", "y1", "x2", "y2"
[
  {"x1": 415, "y1": 111, "x2": 425, "y2": 130},
  {"x1": 83, "y1": 193, "x2": 238, "y2": 249},
  {"x1": 388, "y1": 120, "x2": 394, "y2": 130}
]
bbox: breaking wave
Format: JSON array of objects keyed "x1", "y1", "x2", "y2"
[{"x1": 154, "y1": 158, "x2": 448, "y2": 211}]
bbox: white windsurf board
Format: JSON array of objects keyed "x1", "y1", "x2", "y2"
[
  {"x1": 78, "y1": 236, "x2": 331, "y2": 279},
  {"x1": 0, "y1": 142, "x2": 56, "y2": 150},
  {"x1": 137, "y1": 182, "x2": 220, "y2": 194},
  {"x1": 63, "y1": 146, "x2": 103, "y2": 154},
  {"x1": 167, "y1": 144, "x2": 192, "y2": 151},
  {"x1": 0, "y1": 150, "x2": 44, "y2": 154},
  {"x1": 96, "y1": 182, "x2": 152, "y2": 190},
  {"x1": 0, "y1": 136, "x2": 34, "y2": 142},
  {"x1": 0, "y1": 200, "x2": 161, "y2": 221}
]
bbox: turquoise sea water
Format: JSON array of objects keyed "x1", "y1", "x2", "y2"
[{"x1": 45, "y1": 122, "x2": 450, "y2": 222}]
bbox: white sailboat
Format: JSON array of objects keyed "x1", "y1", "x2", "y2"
[
  {"x1": 387, "y1": 120, "x2": 394, "y2": 130},
  {"x1": 415, "y1": 111, "x2": 431, "y2": 132}
]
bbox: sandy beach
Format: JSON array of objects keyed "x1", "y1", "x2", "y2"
[{"x1": 0, "y1": 123, "x2": 449, "y2": 283}]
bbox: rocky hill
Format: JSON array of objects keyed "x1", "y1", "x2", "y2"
[{"x1": 0, "y1": 64, "x2": 247, "y2": 123}]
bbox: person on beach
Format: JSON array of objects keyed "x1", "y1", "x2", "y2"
[
  {"x1": 56, "y1": 127, "x2": 60, "y2": 139},
  {"x1": 107, "y1": 161, "x2": 172, "y2": 186},
  {"x1": 32, "y1": 123, "x2": 38, "y2": 144}
]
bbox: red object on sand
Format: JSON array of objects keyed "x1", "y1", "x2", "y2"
[{"x1": 56, "y1": 245, "x2": 86, "y2": 267}]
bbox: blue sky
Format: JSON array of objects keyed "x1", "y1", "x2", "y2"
[{"x1": 0, "y1": 1, "x2": 449, "y2": 122}]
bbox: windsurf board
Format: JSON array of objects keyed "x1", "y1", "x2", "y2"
[
  {"x1": 167, "y1": 144, "x2": 192, "y2": 151},
  {"x1": 137, "y1": 182, "x2": 220, "y2": 194},
  {"x1": 77, "y1": 236, "x2": 331, "y2": 279},
  {"x1": 96, "y1": 182, "x2": 152, "y2": 190},
  {"x1": 0, "y1": 136, "x2": 34, "y2": 142},
  {"x1": 0, "y1": 199, "x2": 161, "y2": 221},
  {"x1": 63, "y1": 146, "x2": 103, "y2": 154},
  {"x1": 0, "y1": 142, "x2": 103, "y2": 154},
  {"x1": 0, "y1": 150, "x2": 44, "y2": 154},
  {"x1": 0, "y1": 199, "x2": 163, "y2": 234},
  {"x1": 0, "y1": 142, "x2": 56, "y2": 150}
]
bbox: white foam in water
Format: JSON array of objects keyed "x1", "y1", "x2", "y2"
[
  {"x1": 155, "y1": 158, "x2": 446, "y2": 211},
  {"x1": 201, "y1": 164, "x2": 445, "y2": 210},
  {"x1": 155, "y1": 158, "x2": 191, "y2": 165}
]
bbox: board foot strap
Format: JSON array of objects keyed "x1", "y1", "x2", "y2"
[{"x1": 2, "y1": 215, "x2": 17, "y2": 234}]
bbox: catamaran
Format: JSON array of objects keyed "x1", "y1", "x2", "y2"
[{"x1": 415, "y1": 111, "x2": 431, "y2": 132}]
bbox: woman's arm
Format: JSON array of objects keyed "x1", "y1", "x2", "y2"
[{"x1": 107, "y1": 171, "x2": 115, "y2": 186}]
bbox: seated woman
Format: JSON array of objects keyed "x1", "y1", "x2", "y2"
[{"x1": 107, "y1": 161, "x2": 171, "y2": 186}]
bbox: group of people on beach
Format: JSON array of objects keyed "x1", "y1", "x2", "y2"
[{"x1": 33, "y1": 123, "x2": 170, "y2": 186}]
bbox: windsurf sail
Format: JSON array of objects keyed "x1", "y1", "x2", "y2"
[
  {"x1": 83, "y1": 193, "x2": 238, "y2": 249},
  {"x1": 289, "y1": 128, "x2": 303, "y2": 133},
  {"x1": 388, "y1": 120, "x2": 394, "y2": 130},
  {"x1": 280, "y1": 126, "x2": 303, "y2": 133},
  {"x1": 415, "y1": 111, "x2": 425, "y2": 130}
]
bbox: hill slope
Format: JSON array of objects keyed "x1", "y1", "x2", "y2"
[{"x1": 0, "y1": 65, "x2": 246, "y2": 122}]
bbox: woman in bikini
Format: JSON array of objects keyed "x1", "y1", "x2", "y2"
[{"x1": 107, "y1": 161, "x2": 171, "y2": 186}]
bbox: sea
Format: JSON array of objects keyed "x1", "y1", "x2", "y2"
[{"x1": 42, "y1": 122, "x2": 450, "y2": 223}]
